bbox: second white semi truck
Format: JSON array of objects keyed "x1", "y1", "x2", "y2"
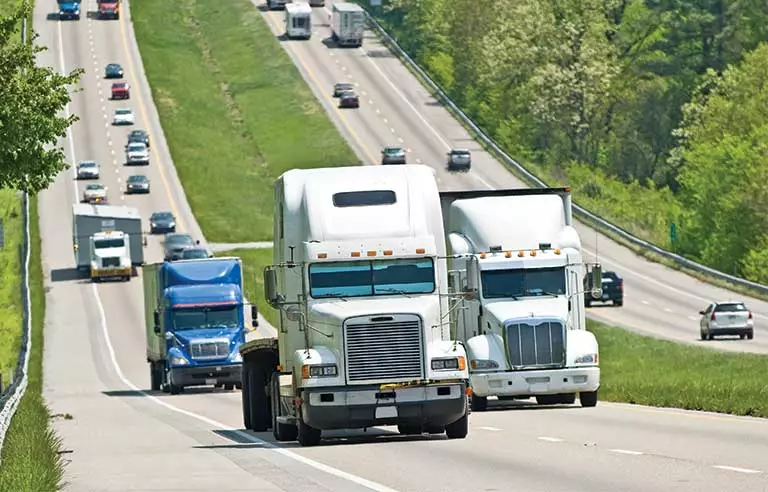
[
  {"x1": 331, "y1": 2, "x2": 365, "y2": 47},
  {"x1": 440, "y1": 188, "x2": 602, "y2": 410},
  {"x1": 239, "y1": 164, "x2": 470, "y2": 446}
]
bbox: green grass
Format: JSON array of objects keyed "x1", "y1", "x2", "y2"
[
  {"x1": 131, "y1": 0, "x2": 358, "y2": 243},
  {"x1": 0, "y1": 197, "x2": 64, "y2": 491},
  {"x1": 0, "y1": 191, "x2": 23, "y2": 383}
]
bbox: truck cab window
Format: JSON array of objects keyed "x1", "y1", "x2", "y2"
[
  {"x1": 172, "y1": 305, "x2": 239, "y2": 330},
  {"x1": 308, "y1": 259, "x2": 435, "y2": 298},
  {"x1": 94, "y1": 238, "x2": 125, "y2": 248},
  {"x1": 481, "y1": 267, "x2": 566, "y2": 299}
]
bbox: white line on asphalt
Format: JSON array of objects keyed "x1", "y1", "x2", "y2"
[
  {"x1": 537, "y1": 436, "x2": 563, "y2": 443},
  {"x1": 663, "y1": 307, "x2": 672, "y2": 313},
  {"x1": 641, "y1": 300, "x2": 650, "y2": 305},
  {"x1": 610, "y1": 449, "x2": 643, "y2": 456},
  {"x1": 390, "y1": 128, "x2": 395, "y2": 133},
  {"x1": 712, "y1": 465, "x2": 762, "y2": 474},
  {"x1": 688, "y1": 315, "x2": 698, "y2": 321},
  {"x1": 478, "y1": 426, "x2": 502, "y2": 432},
  {"x1": 382, "y1": 118, "x2": 387, "y2": 124},
  {"x1": 397, "y1": 137, "x2": 404, "y2": 143}
]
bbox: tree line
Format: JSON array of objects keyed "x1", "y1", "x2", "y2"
[{"x1": 370, "y1": 0, "x2": 768, "y2": 284}]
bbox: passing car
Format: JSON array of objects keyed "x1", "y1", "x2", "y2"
[
  {"x1": 128, "y1": 129, "x2": 150, "y2": 149},
  {"x1": 82, "y1": 183, "x2": 107, "y2": 204},
  {"x1": 180, "y1": 247, "x2": 213, "y2": 260},
  {"x1": 125, "y1": 174, "x2": 150, "y2": 194},
  {"x1": 381, "y1": 146, "x2": 406, "y2": 165},
  {"x1": 339, "y1": 90, "x2": 360, "y2": 108},
  {"x1": 333, "y1": 82, "x2": 354, "y2": 97},
  {"x1": 163, "y1": 233, "x2": 197, "y2": 261},
  {"x1": 104, "y1": 63, "x2": 123, "y2": 79},
  {"x1": 112, "y1": 108, "x2": 134, "y2": 125},
  {"x1": 125, "y1": 142, "x2": 150, "y2": 165},
  {"x1": 97, "y1": 0, "x2": 120, "y2": 19},
  {"x1": 76, "y1": 161, "x2": 100, "y2": 180},
  {"x1": 111, "y1": 82, "x2": 130, "y2": 100},
  {"x1": 58, "y1": 0, "x2": 81, "y2": 20},
  {"x1": 149, "y1": 211, "x2": 176, "y2": 234},
  {"x1": 584, "y1": 270, "x2": 623, "y2": 307},
  {"x1": 699, "y1": 301, "x2": 754, "y2": 340},
  {"x1": 447, "y1": 148, "x2": 472, "y2": 170}
]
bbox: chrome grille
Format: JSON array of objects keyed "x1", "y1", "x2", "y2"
[
  {"x1": 102, "y1": 257, "x2": 120, "y2": 267},
  {"x1": 506, "y1": 320, "x2": 565, "y2": 369},
  {"x1": 344, "y1": 316, "x2": 424, "y2": 384},
  {"x1": 189, "y1": 338, "x2": 230, "y2": 361}
]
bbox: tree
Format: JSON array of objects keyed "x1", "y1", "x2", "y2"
[{"x1": 0, "y1": 1, "x2": 83, "y2": 194}]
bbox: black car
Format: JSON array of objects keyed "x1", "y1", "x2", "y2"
[
  {"x1": 149, "y1": 211, "x2": 176, "y2": 234},
  {"x1": 163, "y1": 233, "x2": 196, "y2": 261},
  {"x1": 333, "y1": 82, "x2": 354, "y2": 97},
  {"x1": 584, "y1": 270, "x2": 623, "y2": 307},
  {"x1": 104, "y1": 63, "x2": 123, "y2": 79},
  {"x1": 339, "y1": 91, "x2": 359, "y2": 108},
  {"x1": 180, "y1": 247, "x2": 213, "y2": 260},
  {"x1": 128, "y1": 129, "x2": 150, "y2": 149},
  {"x1": 125, "y1": 174, "x2": 150, "y2": 194}
]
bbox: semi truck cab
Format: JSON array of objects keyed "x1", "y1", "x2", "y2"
[{"x1": 90, "y1": 230, "x2": 132, "y2": 281}]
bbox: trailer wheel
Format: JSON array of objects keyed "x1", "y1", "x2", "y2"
[
  {"x1": 579, "y1": 390, "x2": 598, "y2": 408},
  {"x1": 150, "y1": 362, "x2": 161, "y2": 391},
  {"x1": 271, "y1": 373, "x2": 297, "y2": 442}
]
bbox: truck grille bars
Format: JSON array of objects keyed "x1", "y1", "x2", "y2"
[{"x1": 506, "y1": 320, "x2": 566, "y2": 369}]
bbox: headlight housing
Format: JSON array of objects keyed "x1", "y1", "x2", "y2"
[
  {"x1": 470, "y1": 359, "x2": 499, "y2": 370},
  {"x1": 231, "y1": 351, "x2": 242, "y2": 363},
  {"x1": 574, "y1": 353, "x2": 598, "y2": 365},
  {"x1": 431, "y1": 356, "x2": 466, "y2": 371},
  {"x1": 170, "y1": 355, "x2": 189, "y2": 366},
  {"x1": 301, "y1": 364, "x2": 338, "y2": 378}
]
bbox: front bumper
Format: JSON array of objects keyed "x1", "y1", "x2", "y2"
[
  {"x1": 709, "y1": 325, "x2": 753, "y2": 336},
  {"x1": 126, "y1": 186, "x2": 150, "y2": 194},
  {"x1": 59, "y1": 11, "x2": 80, "y2": 19},
  {"x1": 169, "y1": 363, "x2": 242, "y2": 387},
  {"x1": 471, "y1": 367, "x2": 600, "y2": 397},
  {"x1": 91, "y1": 266, "x2": 131, "y2": 278},
  {"x1": 300, "y1": 381, "x2": 468, "y2": 431}
]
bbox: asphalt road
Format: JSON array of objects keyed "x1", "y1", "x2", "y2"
[{"x1": 32, "y1": 0, "x2": 768, "y2": 490}]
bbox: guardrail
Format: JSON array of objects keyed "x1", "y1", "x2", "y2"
[
  {"x1": 0, "y1": 192, "x2": 33, "y2": 465},
  {"x1": 360, "y1": 8, "x2": 768, "y2": 297}
]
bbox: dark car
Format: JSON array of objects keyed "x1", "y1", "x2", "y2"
[
  {"x1": 339, "y1": 90, "x2": 359, "y2": 108},
  {"x1": 381, "y1": 146, "x2": 406, "y2": 165},
  {"x1": 447, "y1": 148, "x2": 472, "y2": 170},
  {"x1": 584, "y1": 270, "x2": 623, "y2": 307},
  {"x1": 149, "y1": 211, "x2": 176, "y2": 234},
  {"x1": 104, "y1": 63, "x2": 123, "y2": 79},
  {"x1": 163, "y1": 233, "x2": 196, "y2": 261},
  {"x1": 180, "y1": 247, "x2": 213, "y2": 260},
  {"x1": 127, "y1": 129, "x2": 150, "y2": 149},
  {"x1": 125, "y1": 174, "x2": 150, "y2": 194},
  {"x1": 333, "y1": 82, "x2": 354, "y2": 97},
  {"x1": 111, "y1": 82, "x2": 130, "y2": 100}
]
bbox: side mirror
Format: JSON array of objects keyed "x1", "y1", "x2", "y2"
[
  {"x1": 465, "y1": 257, "x2": 479, "y2": 294},
  {"x1": 698, "y1": 310, "x2": 706, "y2": 315},
  {"x1": 590, "y1": 264, "x2": 602, "y2": 299},
  {"x1": 264, "y1": 267, "x2": 281, "y2": 307},
  {"x1": 251, "y1": 305, "x2": 259, "y2": 327}
]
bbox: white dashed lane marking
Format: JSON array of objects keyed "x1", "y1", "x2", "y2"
[
  {"x1": 537, "y1": 437, "x2": 564, "y2": 443},
  {"x1": 610, "y1": 449, "x2": 644, "y2": 456},
  {"x1": 713, "y1": 465, "x2": 762, "y2": 474}
]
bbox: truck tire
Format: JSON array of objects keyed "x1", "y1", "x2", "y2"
[
  {"x1": 297, "y1": 409, "x2": 321, "y2": 447},
  {"x1": 579, "y1": 390, "x2": 598, "y2": 407},
  {"x1": 445, "y1": 407, "x2": 468, "y2": 439},
  {"x1": 397, "y1": 424, "x2": 422, "y2": 435},
  {"x1": 470, "y1": 394, "x2": 488, "y2": 412},
  {"x1": 246, "y1": 361, "x2": 271, "y2": 431},
  {"x1": 242, "y1": 363, "x2": 252, "y2": 429},
  {"x1": 271, "y1": 373, "x2": 297, "y2": 441},
  {"x1": 169, "y1": 383, "x2": 183, "y2": 395},
  {"x1": 150, "y1": 362, "x2": 161, "y2": 391}
]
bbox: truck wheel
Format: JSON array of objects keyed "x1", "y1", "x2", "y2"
[
  {"x1": 470, "y1": 394, "x2": 488, "y2": 412},
  {"x1": 397, "y1": 424, "x2": 422, "y2": 435},
  {"x1": 242, "y1": 364, "x2": 252, "y2": 429},
  {"x1": 271, "y1": 373, "x2": 297, "y2": 441},
  {"x1": 247, "y1": 361, "x2": 271, "y2": 431},
  {"x1": 579, "y1": 390, "x2": 598, "y2": 407},
  {"x1": 445, "y1": 407, "x2": 468, "y2": 439},
  {"x1": 424, "y1": 424, "x2": 445, "y2": 434},
  {"x1": 224, "y1": 383, "x2": 235, "y2": 391},
  {"x1": 169, "y1": 382, "x2": 183, "y2": 395},
  {"x1": 747, "y1": 330, "x2": 754, "y2": 340},
  {"x1": 297, "y1": 410, "x2": 321, "y2": 447},
  {"x1": 150, "y1": 362, "x2": 161, "y2": 391}
]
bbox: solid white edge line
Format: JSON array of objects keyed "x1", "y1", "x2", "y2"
[
  {"x1": 58, "y1": 11, "x2": 401, "y2": 492},
  {"x1": 712, "y1": 465, "x2": 762, "y2": 474},
  {"x1": 537, "y1": 436, "x2": 563, "y2": 443},
  {"x1": 609, "y1": 449, "x2": 644, "y2": 456},
  {"x1": 477, "y1": 426, "x2": 501, "y2": 432}
]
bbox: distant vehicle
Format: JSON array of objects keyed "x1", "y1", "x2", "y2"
[
  {"x1": 333, "y1": 82, "x2": 354, "y2": 97},
  {"x1": 82, "y1": 183, "x2": 107, "y2": 204},
  {"x1": 163, "y1": 233, "x2": 196, "y2": 261},
  {"x1": 97, "y1": 0, "x2": 120, "y2": 19},
  {"x1": 285, "y1": 2, "x2": 312, "y2": 39},
  {"x1": 381, "y1": 146, "x2": 406, "y2": 165},
  {"x1": 266, "y1": 0, "x2": 290, "y2": 9},
  {"x1": 57, "y1": 0, "x2": 81, "y2": 20},
  {"x1": 104, "y1": 63, "x2": 123, "y2": 79},
  {"x1": 447, "y1": 149, "x2": 472, "y2": 170},
  {"x1": 76, "y1": 161, "x2": 100, "y2": 180},
  {"x1": 308, "y1": 0, "x2": 324, "y2": 5},
  {"x1": 180, "y1": 247, "x2": 213, "y2": 260},
  {"x1": 149, "y1": 211, "x2": 176, "y2": 234},
  {"x1": 331, "y1": 2, "x2": 364, "y2": 47},
  {"x1": 584, "y1": 270, "x2": 623, "y2": 307},
  {"x1": 125, "y1": 142, "x2": 150, "y2": 166},
  {"x1": 699, "y1": 301, "x2": 754, "y2": 340},
  {"x1": 128, "y1": 129, "x2": 150, "y2": 148},
  {"x1": 339, "y1": 90, "x2": 359, "y2": 108},
  {"x1": 113, "y1": 108, "x2": 135, "y2": 126},
  {"x1": 125, "y1": 174, "x2": 150, "y2": 194},
  {"x1": 111, "y1": 82, "x2": 130, "y2": 100}
]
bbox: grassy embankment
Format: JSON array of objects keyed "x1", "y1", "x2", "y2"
[{"x1": 129, "y1": 0, "x2": 768, "y2": 419}]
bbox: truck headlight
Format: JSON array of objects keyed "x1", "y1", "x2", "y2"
[
  {"x1": 170, "y1": 355, "x2": 189, "y2": 366},
  {"x1": 574, "y1": 353, "x2": 598, "y2": 365},
  {"x1": 470, "y1": 359, "x2": 499, "y2": 370},
  {"x1": 431, "y1": 356, "x2": 466, "y2": 371},
  {"x1": 301, "y1": 364, "x2": 337, "y2": 378},
  {"x1": 231, "y1": 351, "x2": 242, "y2": 363}
]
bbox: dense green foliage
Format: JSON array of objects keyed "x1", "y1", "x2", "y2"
[{"x1": 367, "y1": 0, "x2": 768, "y2": 282}]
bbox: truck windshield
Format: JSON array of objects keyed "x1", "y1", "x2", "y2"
[
  {"x1": 94, "y1": 238, "x2": 124, "y2": 249},
  {"x1": 172, "y1": 305, "x2": 239, "y2": 330},
  {"x1": 481, "y1": 267, "x2": 566, "y2": 299},
  {"x1": 309, "y1": 258, "x2": 435, "y2": 298}
]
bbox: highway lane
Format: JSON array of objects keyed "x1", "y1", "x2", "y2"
[{"x1": 259, "y1": 1, "x2": 768, "y2": 355}]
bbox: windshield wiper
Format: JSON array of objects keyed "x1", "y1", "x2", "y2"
[
  {"x1": 377, "y1": 288, "x2": 413, "y2": 298},
  {"x1": 321, "y1": 293, "x2": 348, "y2": 302}
]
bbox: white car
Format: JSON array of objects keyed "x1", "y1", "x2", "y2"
[
  {"x1": 76, "y1": 160, "x2": 100, "y2": 179},
  {"x1": 113, "y1": 108, "x2": 135, "y2": 125},
  {"x1": 82, "y1": 183, "x2": 107, "y2": 204},
  {"x1": 125, "y1": 142, "x2": 150, "y2": 165},
  {"x1": 699, "y1": 301, "x2": 754, "y2": 340}
]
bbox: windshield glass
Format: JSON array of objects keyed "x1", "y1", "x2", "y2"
[
  {"x1": 128, "y1": 144, "x2": 144, "y2": 151},
  {"x1": 94, "y1": 238, "x2": 124, "y2": 249},
  {"x1": 167, "y1": 235, "x2": 193, "y2": 245},
  {"x1": 86, "y1": 185, "x2": 103, "y2": 190},
  {"x1": 80, "y1": 162, "x2": 96, "y2": 168},
  {"x1": 171, "y1": 305, "x2": 239, "y2": 330},
  {"x1": 481, "y1": 267, "x2": 566, "y2": 299},
  {"x1": 152, "y1": 213, "x2": 172, "y2": 221},
  {"x1": 182, "y1": 249, "x2": 208, "y2": 259},
  {"x1": 128, "y1": 176, "x2": 145, "y2": 182},
  {"x1": 309, "y1": 258, "x2": 435, "y2": 298}
]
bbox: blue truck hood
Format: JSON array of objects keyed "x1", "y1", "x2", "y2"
[{"x1": 59, "y1": 2, "x2": 80, "y2": 9}]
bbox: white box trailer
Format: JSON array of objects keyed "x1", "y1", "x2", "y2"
[
  {"x1": 285, "y1": 2, "x2": 312, "y2": 39},
  {"x1": 331, "y1": 2, "x2": 364, "y2": 47}
]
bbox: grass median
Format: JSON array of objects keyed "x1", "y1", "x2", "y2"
[
  {"x1": 228, "y1": 247, "x2": 768, "y2": 419},
  {"x1": 131, "y1": 0, "x2": 358, "y2": 243}
]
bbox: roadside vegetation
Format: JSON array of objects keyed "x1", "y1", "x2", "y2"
[
  {"x1": 131, "y1": 0, "x2": 358, "y2": 243},
  {"x1": 364, "y1": 0, "x2": 768, "y2": 288},
  {"x1": 0, "y1": 191, "x2": 23, "y2": 382}
]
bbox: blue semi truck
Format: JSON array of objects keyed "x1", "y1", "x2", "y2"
[
  {"x1": 57, "y1": 0, "x2": 81, "y2": 20},
  {"x1": 143, "y1": 257, "x2": 258, "y2": 394}
]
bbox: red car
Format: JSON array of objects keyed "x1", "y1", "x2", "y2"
[
  {"x1": 98, "y1": 0, "x2": 120, "y2": 19},
  {"x1": 111, "y1": 82, "x2": 130, "y2": 100},
  {"x1": 339, "y1": 90, "x2": 359, "y2": 108}
]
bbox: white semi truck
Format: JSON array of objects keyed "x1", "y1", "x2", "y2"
[
  {"x1": 239, "y1": 164, "x2": 470, "y2": 446},
  {"x1": 440, "y1": 188, "x2": 602, "y2": 410},
  {"x1": 331, "y1": 2, "x2": 365, "y2": 47},
  {"x1": 284, "y1": 2, "x2": 312, "y2": 39}
]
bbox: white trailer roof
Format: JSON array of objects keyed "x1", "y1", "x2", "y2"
[
  {"x1": 72, "y1": 203, "x2": 141, "y2": 221},
  {"x1": 333, "y1": 2, "x2": 364, "y2": 12},
  {"x1": 286, "y1": 2, "x2": 312, "y2": 13}
]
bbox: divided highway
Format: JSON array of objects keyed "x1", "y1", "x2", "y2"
[{"x1": 32, "y1": 0, "x2": 768, "y2": 490}]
